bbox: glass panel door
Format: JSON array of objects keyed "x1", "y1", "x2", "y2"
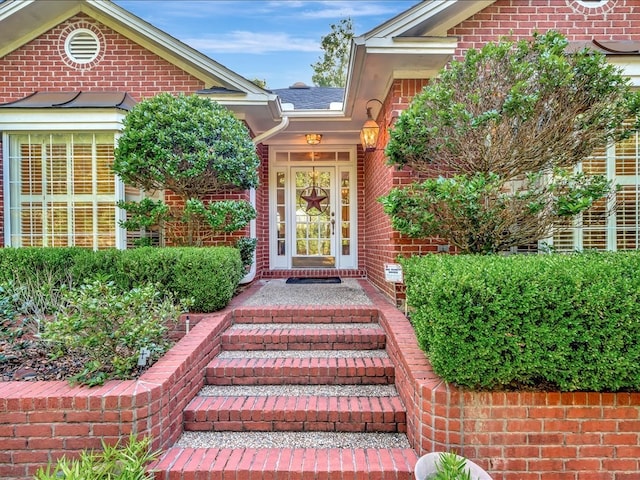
[{"x1": 292, "y1": 167, "x2": 335, "y2": 267}]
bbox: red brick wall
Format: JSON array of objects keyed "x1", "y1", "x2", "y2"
[
  {"x1": 450, "y1": 0, "x2": 640, "y2": 59},
  {"x1": 2, "y1": 283, "x2": 639, "y2": 479},
  {"x1": 363, "y1": 79, "x2": 447, "y2": 302},
  {"x1": 255, "y1": 142, "x2": 270, "y2": 275},
  {"x1": 162, "y1": 190, "x2": 251, "y2": 247},
  {"x1": 0, "y1": 13, "x2": 203, "y2": 103},
  {"x1": 0, "y1": 14, "x2": 246, "y2": 250}
]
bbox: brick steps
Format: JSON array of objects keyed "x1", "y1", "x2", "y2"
[
  {"x1": 152, "y1": 304, "x2": 416, "y2": 479},
  {"x1": 183, "y1": 394, "x2": 407, "y2": 432},
  {"x1": 153, "y1": 447, "x2": 417, "y2": 480},
  {"x1": 221, "y1": 324, "x2": 386, "y2": 350}
]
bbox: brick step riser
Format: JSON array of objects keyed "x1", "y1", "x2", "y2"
[
  {"x1": 205, "y1": 358, "x2": 395, "y2": 386},
  {"x1": 231, "y1": 309, "x2": 379, "y2": 325},
  {"x1": 221, "y1": 330, "x2": 386, "y2": 351},
  {"x1": 152, "y1": 447, "x2": 417, "y2": 480},
  {"x1": 183, "y1": 396, "x2": 406, "y2": 433},
  {"x1": 207, "y1": 375, "x2": 393, "y2": 385}
]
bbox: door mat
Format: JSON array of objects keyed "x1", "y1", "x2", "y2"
[{"x1": 286, "y1": 277, "x2": 342, "y2": 284}]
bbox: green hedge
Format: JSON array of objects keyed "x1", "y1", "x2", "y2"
[
  {"x1": 0, "y1": 246, "x2": 244, "y2": 313},
  {"x1": 403, "y1": 252, "x2": 640, "y2": 392}
]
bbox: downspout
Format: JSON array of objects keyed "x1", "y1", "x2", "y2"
[{"x1": 240, "y1": 116, "x2": 290, "y2": 284}]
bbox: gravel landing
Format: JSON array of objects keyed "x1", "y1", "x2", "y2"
[
  {"x1": 227, "y1": 323, "x2": 382, "y2": 330},
  {"x1": 242, "y1": 279, "x2": 373, "y2": 306},
  {"x1": 175, "y1": 431, "x2": 411, "y2": 449},
  {"x1": 198, "y1": 384, "x2": 399, "y2": 397},
  {"x1": 217, "y1": 349, "x2": 389, "y2": 359}
]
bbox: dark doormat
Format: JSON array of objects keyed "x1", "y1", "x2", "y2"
[{"x1": 286, "y1": 277, "x2": 342, "y2": 284}]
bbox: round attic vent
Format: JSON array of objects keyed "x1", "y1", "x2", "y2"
[
  {"x1": 575, "y1": 0, "x2": 609, "y2": 6},
  {"x1": 64, "y1": 28, "x2": 100, "y2": 64}
]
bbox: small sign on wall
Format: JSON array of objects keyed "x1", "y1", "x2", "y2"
[{"x1": 384, "y1": 263, "x2": 403, "y2": 283}]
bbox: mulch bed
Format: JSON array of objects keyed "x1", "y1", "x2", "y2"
[{"x1": 0, "y1": 330, "x2": 150, "y2": 382}]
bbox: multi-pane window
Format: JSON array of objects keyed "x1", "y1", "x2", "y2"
[
  {"x1": 552, "y1": 126, "x2": 640, "y2": 251},
  {"x1": 8, "y1": 132, "x2": 117, "y2": 249}
]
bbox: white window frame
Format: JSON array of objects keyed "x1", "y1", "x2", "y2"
[
  {"x1": 1, "y1": 109, "x2": 127, "y2": 249},
  {"x1": 547, "y1": 137, "x2": 640, "y2": 252}
]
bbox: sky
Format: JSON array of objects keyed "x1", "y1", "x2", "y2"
[{"x1": 115, "y1": 0, "x2": 419, "y2": 89}]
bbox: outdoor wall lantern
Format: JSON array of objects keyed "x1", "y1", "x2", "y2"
[
  {"x1": 360, "y1": 98, "x2": 383, "y2": 152},
  {"x1": 305, "y1": 133, "x2": 322, "y2": 145}
]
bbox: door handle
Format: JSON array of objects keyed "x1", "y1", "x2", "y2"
[{"x1": 331, "y1": 212, "x2": 335, "y2": 235}]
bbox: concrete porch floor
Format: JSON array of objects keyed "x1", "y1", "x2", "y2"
[{"x1": 239, "y1": 278, "x2": 374, "y2": 306}]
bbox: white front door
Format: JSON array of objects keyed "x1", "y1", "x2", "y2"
[
  {"x1": 270, "y1": 155, "x2": 357, "y2": 270},
  {"x1": 292, "y1": 167, "x2": 336, "y2": 267}
]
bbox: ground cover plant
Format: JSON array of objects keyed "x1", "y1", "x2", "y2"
[
  {"x1": 0, "y1": 279, "x2": 185, "y2": 386},
  {"x1": 0, "y1": 246, "x2": 244, "y2": 383},
  {"x1": 403, "y1": 252, "x2": 640, "y2": 392},
  {"x1": 34, "y1": 434, "x2": 158, "y2": 480}
]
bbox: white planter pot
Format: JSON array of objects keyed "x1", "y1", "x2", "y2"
[{"x1": 414, "y1": 452, "x2": 493, "y2": 480}]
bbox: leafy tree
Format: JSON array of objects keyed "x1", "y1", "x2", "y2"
[
  {"x1": 381, "y1": 31, "x2": 640, "y2": 254},
  {"x1": 251, "y1": 78, "x2": 267, "y2": 89},
  {"x1": 113, "y1": 93, "x2": 259, "y2": 246},
  {"x1": 311, "y1": 18, "x2": 353, "y2": 87}
]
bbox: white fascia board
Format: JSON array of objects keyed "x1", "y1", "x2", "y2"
[
  {"x1": 342, "y1": 39, "x2": 367, "y2": 117},
  {"x1": 364, "y1": 37, "x2": 458, "y2": 55},
  {"x1": 0, "y1": 0, "x2": 35, "y2": 21},
  {"x1": 212, "y1": 92, "x2": 279, "y2": 105},
  {"x1": 0, "y1": 109, "x2": 126, "y2": 131},
  {"x1": 0, "y1": 1, "x2": 83, "y2": 58},
  {"x1": 364, "y1": 0, "x2": 496, "y2": 39},
  {"x1": 281, "y1": 110, "x2": 348, "y2": 120}
]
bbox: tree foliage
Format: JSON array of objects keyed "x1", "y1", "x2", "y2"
[
  {"x1": 311, "y1": 18, "x2": 354, "y2": 87},
  {"x1": 113, "y1": 93, "x2": 259, "y2": 246},
  {"x1": 381, "y1": 31, "x2": 640, "y2": 253}
]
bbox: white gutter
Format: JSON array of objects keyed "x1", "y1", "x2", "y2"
[{"x1": 240, "y1": 116, "x2": 290, "y2": 284}]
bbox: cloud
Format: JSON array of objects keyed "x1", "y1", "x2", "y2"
[
  {"x1": 183, "y1": 31, "x2": 320, "y2": 54},
  {"x1": 298, "y1": 1, "x2": 409, "y2": 19}
]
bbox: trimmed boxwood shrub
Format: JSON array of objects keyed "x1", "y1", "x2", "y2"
[
  {"x1": 0, "y1": 247, "x2": 89, "y2": 285},
  {"x1": 403, "y1": 252, "x2": 640, "y2": 392},
  {"x1": 0, "y1": 246, "x2": 244, "y2": 313}
]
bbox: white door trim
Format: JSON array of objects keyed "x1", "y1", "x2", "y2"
[{"x1": 268, "y1": 146, "x2": 357, "y2": 270}]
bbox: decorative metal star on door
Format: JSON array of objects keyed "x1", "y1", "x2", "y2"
[{"x1": 298, "y1": 169, "x2": 329, "y2": 215}]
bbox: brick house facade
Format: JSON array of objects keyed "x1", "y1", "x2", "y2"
[
  {"x1": 1, "y1": 1, "x2": 640, "y2": 478},
  {"x1": 1, "y1": 0, "x2": 639, "y2": 303}
]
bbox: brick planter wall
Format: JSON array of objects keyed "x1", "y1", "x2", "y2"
[
  {"x1": 0, "y1": 308, "x2": 233, "y2": 480},
  {"x1": 362, "y1": 281, "x2": 640, "y2": 480}
]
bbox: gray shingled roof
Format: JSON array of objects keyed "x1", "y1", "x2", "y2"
[{"x1": 272, "y1": 82, "x2": 344, "y2": 110}]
